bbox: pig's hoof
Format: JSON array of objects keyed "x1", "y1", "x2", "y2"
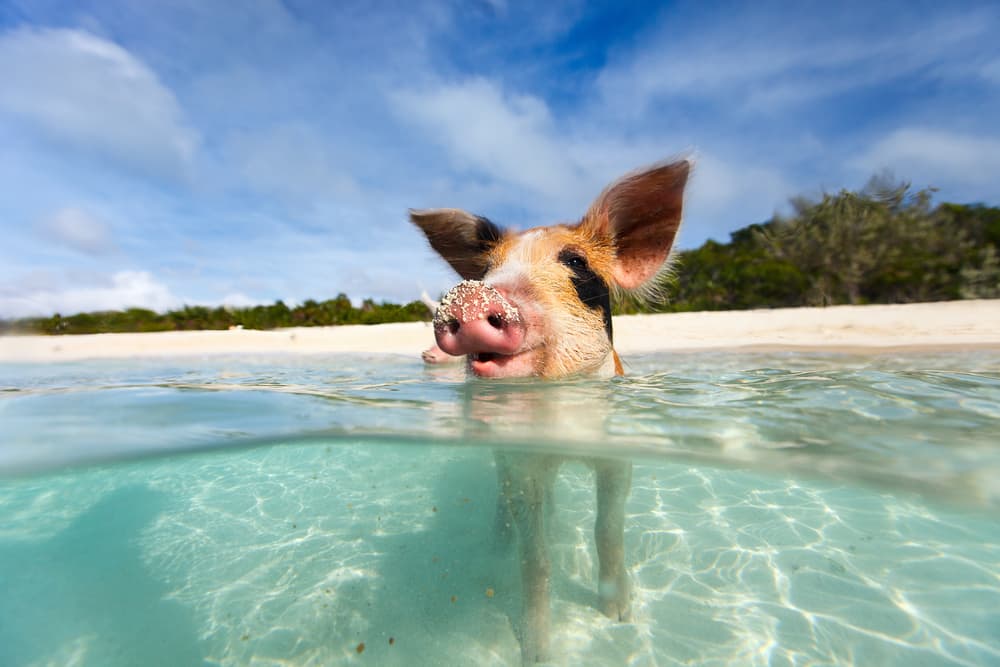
[
  {"x1": 599, "y1": 573, "x2": 633, "y2": 622},
  {"x1": 421, "y1": 345, "x2": 451, "y2": 364},
  {"x1": 519, "y1": 631, "x2": 551, "y2": 665}
]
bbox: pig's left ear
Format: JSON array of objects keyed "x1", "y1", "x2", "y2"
[
  {"x1": 581, "y1": 159, "x2": 690, "y2": 291},
  {"x1": 409, "y1": 208, "x2": 506, "y2": 280}
]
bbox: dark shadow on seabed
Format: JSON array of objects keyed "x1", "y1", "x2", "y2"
[{"x1": 0, "y1": 484, "x2": 210, "y2": 666}]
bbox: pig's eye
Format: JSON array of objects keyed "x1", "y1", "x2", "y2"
[
  {"x1": 557, "y1": 247, "x2": 612, "y2": 340},
  {"x1": 558, "y1": 249, "x2": 589, "y2": 272}
]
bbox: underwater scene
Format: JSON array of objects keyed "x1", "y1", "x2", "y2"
[{"x1": 1, "y1": 351, "x2": 998, "y2": 666}]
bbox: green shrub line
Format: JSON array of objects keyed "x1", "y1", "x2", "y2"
[{"x1": 0, "y1": 296, "x2": 433, "y2": 336}]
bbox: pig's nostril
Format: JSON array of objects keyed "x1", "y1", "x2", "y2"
[
  {"x1": 487, "y1": 313, "x2": 503, "y2": 329},
  {"x1": 447, "y1": 319, "x2": 460, "y2": 335}
]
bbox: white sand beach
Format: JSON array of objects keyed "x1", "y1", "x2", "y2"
[{"x1": 2, "y1": 299, "x2": 999, "y2": 363}]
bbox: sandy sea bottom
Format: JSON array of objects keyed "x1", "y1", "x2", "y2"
[
  {"x1": 1, "y1": 443, "x2": 998, "y2": 667},
  {"x1": 0, "y1": 352, "x2": 998, "y2": 666}
]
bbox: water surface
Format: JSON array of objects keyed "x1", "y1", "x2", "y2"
[{"x1": 1, "y1": 351, "x2": 998, "y2": 666}]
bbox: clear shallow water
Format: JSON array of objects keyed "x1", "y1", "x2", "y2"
[{"x1": 0, "y1": 351, "x2": 998, "y2": 666}]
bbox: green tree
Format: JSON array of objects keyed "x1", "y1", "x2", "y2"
[{"x1": 758, "y1": 176, "x2": 981, "y2": 305}]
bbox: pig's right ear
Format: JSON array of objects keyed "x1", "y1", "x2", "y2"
[{"x1": 409, "y1": 208, "x2": 505, "y2": 280}]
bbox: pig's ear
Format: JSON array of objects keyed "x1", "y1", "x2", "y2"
[
  {"x1": 582, "y1": 160, "x2": 689, "y2": 291},
  {"x1": 409, "y1": 208, "x2": 505, "y2": 280}
]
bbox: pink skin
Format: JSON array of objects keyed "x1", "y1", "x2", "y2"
[
  {"x1": 421, "y1": 344, "x2": 459, "y2": 365},
  {"x1": 433, "y1": 280, "x2": 542, "y2": 378}
]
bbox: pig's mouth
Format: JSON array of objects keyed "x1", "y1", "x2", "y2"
[
  {"x1": 433, "y1": 279, "x2": 539, "y2": 377},
  {"x1": 468, "y1": 347, "x2": 539, "y2": 378}
]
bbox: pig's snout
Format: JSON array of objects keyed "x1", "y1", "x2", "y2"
[{"x1": 434, "y1": 280, "x2": 524, "y2": 358}]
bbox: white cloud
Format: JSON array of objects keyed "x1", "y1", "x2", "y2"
[
  {"x1": 0, "y1": 27, "x2": 198, "y2": 178},
  {"x1": 853, "y1": 127, "x2": 1000, "y2": 192},
  {"x1": 0, "y1": 271, "x2": 181, "y2": 318},
  {"x1": 682, "y1": 153, "x2": 794, "y2": 241},
  {"x1": 595, "y1": 6, "x2": 995, "y2": 115},
  {"x1": 37, "y1": 207, "x2": 116, "y2": 255},
  {"x1": 391, "y1": 78, "x2": 581, "y2": 206},
  {"x1": 390, "y1": 77, "x2": 700, "y2": 225},
  {"x1": 390, "y1": 74, "x2": 790, "y2": 242},
  {"x1": 219, "y1": 292, "x2": 257, "y2": 309},
  {"x1": 223, "y1": 123, "x2": 359, "y2": 202},
  {"x1": 984, "y1": 59, "x2": 1000, "y2": 85}
]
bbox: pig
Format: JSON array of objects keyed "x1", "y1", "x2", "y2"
[{"x1": 410, "y1": 159, "x2": 689, "y2": 663}]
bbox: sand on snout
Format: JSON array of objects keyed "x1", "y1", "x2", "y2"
[{"x1": 1, "y1": 300, "x2": 999, "y2": 363}]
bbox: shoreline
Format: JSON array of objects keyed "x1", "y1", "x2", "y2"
[{"x1": 1, "y1": 300, "x2": 998, "y2": 363}]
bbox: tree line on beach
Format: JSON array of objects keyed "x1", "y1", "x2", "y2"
[
  {"x1": 2, "y1": 295, "x2": 433, "y2": 336},
  {"x1": 3, "y1": 176, "x2": 999, "y2": 335},
  {"x1": 620, "y1": 175, "x2": 1000, "y2": 314}
]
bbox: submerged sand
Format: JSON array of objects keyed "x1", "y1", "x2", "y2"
[{"x1": 1, "y1": 299, "x2": 998, "y2": 363}]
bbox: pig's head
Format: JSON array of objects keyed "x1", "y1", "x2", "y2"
[{"x1": 411, "y1": 159, "x2": 689, "y2": 379}]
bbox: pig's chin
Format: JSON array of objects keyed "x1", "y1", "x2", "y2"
[{"x1": 468, "y1": 349, "x2": 538, "y2": 378}]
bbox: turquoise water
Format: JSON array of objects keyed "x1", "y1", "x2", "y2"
[{"x1": 1, "y1": 351, "x2": 998, "y2": 666}]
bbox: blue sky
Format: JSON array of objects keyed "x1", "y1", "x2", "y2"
[{"x1": 1, "y1": 0, "x2": 998, "y2": 318}]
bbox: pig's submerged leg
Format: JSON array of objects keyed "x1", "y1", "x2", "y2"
[
  {"x1": 499, "y1": 452, "x2": 558, "y2": 664},
  {"x1": 493, "y1": 454, "x2": 514, "y2": 548},
  {"x1": 595, "y1": 458, "x2": 633, "y2": 621}
]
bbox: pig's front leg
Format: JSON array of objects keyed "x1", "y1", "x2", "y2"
[
  {"x1": 500, "y1": 453, "x2": 557, "y2": 664},
  {"x1": 493, "y1": 454, "x2": 515, "y2": 548},
  {"x1": 595, "y1": 458, "x2": 633, "y2": 621}
]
